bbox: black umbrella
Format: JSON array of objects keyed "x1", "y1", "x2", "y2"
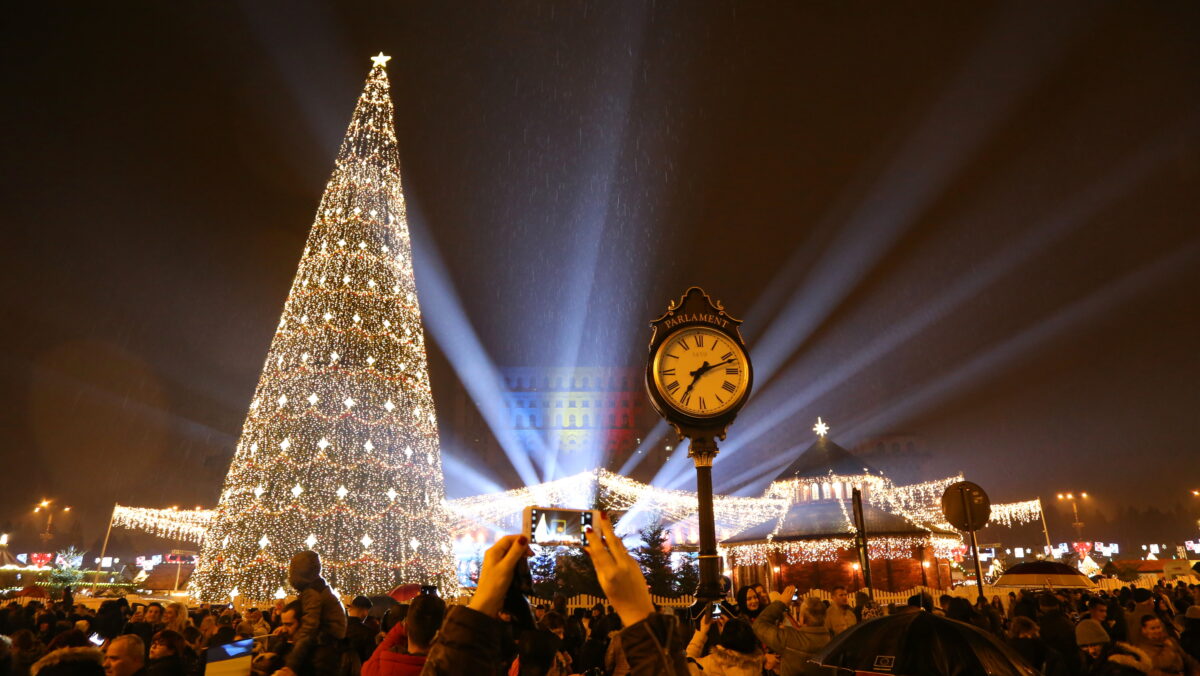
[
  {"x1": 993, "y1": 560, "x2": 1093, "y2": 589},
  {"x1": 366, "y1": 594, "x2": 398, "y2": 620},
  {"x1": 807, "y1": 610, "x2": 1037, "y2": 676}
]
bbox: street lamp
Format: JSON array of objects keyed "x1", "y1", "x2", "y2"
[
  {"x1": 34, "y1": 499, "x2": 71, "y2": 544},
  {"x1": 1056, "y1": 492, "x2": 1089, "y2": 542}
]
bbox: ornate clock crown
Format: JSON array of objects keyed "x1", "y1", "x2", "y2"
[{"x1": 648, "y1": 286, "x2": 746, "y2": 350}]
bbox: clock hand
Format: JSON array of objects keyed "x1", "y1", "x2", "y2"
[
  {"x1": 693, "y1": 357, "x2": 736, "y2": 381},
  {"x1": 683, "y1": 361, "x2": 712, "y2": 396}
]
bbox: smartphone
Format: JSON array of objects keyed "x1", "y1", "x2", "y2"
[
  {"x1": 522, "y1": 507, "x2": 596, "y2": 547},
  {"x1": 711, "y1": 603, "x2": 722, "y2": 619},
  {"x1": 792, "y1": 591, "x2": 799, "y2": 602},
  {"x1": 88, "y1": 633, "x2": 104, "y2": 647},
  {"x1": 419, "y1": 585, "x2": 438, "y2": 597}
]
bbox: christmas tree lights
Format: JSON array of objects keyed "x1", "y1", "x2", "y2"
[{"x1": 190, "y1": 54, "x2": 455, "y2": 601}]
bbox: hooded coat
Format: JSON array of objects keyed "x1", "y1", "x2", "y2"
[
  {"x1": 285, "y1": 551, "x2": 348, "y2": 676},
  {"x1": 752, "y1": 602, "x2": 829, "y2": 676},
  {"x1": 29, "y1": 647, "x2": 106, "y2": 676},
  {"x1": 1080, "y1": 641, "x2": 1154, "y2": 676},
  {"x1": 685, "y1": 630, "x2": 763, "y2": 676}
]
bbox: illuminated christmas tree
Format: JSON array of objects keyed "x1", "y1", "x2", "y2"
[{"x1": 191, "y1": 54, "x2": 456, "y2": 601}]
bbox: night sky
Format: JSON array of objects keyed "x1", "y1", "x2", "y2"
[{"x1": 2, "y1": 2, "x2": 1198, "y2": 545}]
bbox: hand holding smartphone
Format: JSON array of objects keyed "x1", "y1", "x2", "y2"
[{"x1": 522, "y1": 506, "x2": 596, "y2": 547}]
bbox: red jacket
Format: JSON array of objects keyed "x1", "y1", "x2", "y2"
[{"x1": 362, "y1": 622, "x2": 427, "y2": 676}]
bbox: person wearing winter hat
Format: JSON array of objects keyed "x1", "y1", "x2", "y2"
[
  {"x1": 1075, "y1": 618, "x2": 1154, "y2": 676},
  {"x1": 1076, "y1": 619, "x2": 1112, "y2": 659}
]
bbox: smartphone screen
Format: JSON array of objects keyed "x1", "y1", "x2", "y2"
[
  {"x1": 88, "y1": 633, "x2": 104, "y2": 646},
  {"x1": 711, "y1": 604, "x2": 722, "y2": 618},
  {"x1": 527, "y1": 507, "x2": 594, "y2": 546}
]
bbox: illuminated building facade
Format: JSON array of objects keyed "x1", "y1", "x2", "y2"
[{"x1": 500, "y1": 367, "x2": 652, "y2": 468}]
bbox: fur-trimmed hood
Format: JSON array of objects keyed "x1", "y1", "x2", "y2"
[
  {"x1": 692, "y1": 645, "x2": 764, "y2": 675},
  {"x1": 30, "y1": 647, "x2": 105, "y2": 676},
  {"x1": 1107, "y1": 642, "x2": 1153, "y2": 674}
]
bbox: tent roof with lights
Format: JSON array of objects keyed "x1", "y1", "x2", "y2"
[
  {"x1": 141, "y1": 563, "x2": 195, "y2": 592},
  {"x1": 771, "y1": 434, "x2": 883, "y2": 482},
  {"x1": 723, "y1": 500, "x2": 955, "y2": 545}
]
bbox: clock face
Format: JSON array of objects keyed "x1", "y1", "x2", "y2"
[{"x1": 651, "y1": 326, "x2": 750, "y2": 418}]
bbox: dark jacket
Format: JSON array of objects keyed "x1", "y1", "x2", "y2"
[
  {"x1": 12, "y1": 646, "x2": 45, "y2": 676},
  {"x1": 285, "y1": 551, "x2": 348, "y2": 676},
  {"x1": 752, "y1": 601, "x2": 829, "y2": 676},
  {"x1": 1180, "y1": 623, "x2": 1200, "y2": 663},
  {"x1": 1008, "y1": 637, "x2": 1069, "y2": 676},
  {"x1": 420, "y1": 606, "x2": 688, "y2": 676},
  {"x1": 420, "y1": 605, "x2": 509, "y2": 675},
  {"x1": 1038, "y1": 610, "x2": 1080, "y2": 675},
  {"x1": 617, "y1": 614, "x2": 689, "y2": 676},
  {"x1": 345, "y1": 616, "x2": 377, "y2": 664},
  {"x1": 146, "y1": 655, "x2": 188, "y2": 676}
]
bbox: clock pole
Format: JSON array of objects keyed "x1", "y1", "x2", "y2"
[
  {"x1": 644, "y1": 287, "x2": 754, "y2": 613},
  {"x1": 689, "y1": 434, "x2": 724, "y2": 601}
]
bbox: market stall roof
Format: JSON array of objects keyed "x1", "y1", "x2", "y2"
[
  {"x1": 140, "y1": 563, "x2": 194, "y2": 591},
  {"x1": 770, "y1": 435, "x2": 883, "y2": 483},
  {"x1": 723, "y1": 499, "x2": 954, "y2": 545}
]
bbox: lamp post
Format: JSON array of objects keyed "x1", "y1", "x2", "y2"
[
  {"x1": 688, "y1": 436, "x2": 724, "y2": 601},
  {"x1": 1035, "y1": 497, "x2": 1053, "y2": 557},
  {"x1": 34, "y1": 500, "x2": 70, "y2": 545},
  {"x1": 1056, "y1": 492, "x2": 1088, "y2": 542}
]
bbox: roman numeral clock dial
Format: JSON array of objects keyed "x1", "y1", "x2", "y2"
[{"x1": 652, "y1": 326, "x2": 749, "y2": 418}]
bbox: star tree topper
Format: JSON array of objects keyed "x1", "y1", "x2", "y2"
[
  {"x1": 813, "y1": 417, "x2": 830, "y2": 437},
  {"x1": 371, "y1": 52, "x2": 392, "y2": 68}
]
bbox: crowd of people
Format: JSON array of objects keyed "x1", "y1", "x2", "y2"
[{"x1": 1, "y1": 518, "x2": 1197, "y2": 676}]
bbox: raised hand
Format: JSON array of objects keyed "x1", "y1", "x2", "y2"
[
  {"x1": 769, "y1": 584, "x2": 796, "y2": 605},
  {"x1": 468, "y1": 535, "x2": 530, "y2": 617},
  {"x1": 583, "y1": 512, "x2": 655, "y2": 627}
]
